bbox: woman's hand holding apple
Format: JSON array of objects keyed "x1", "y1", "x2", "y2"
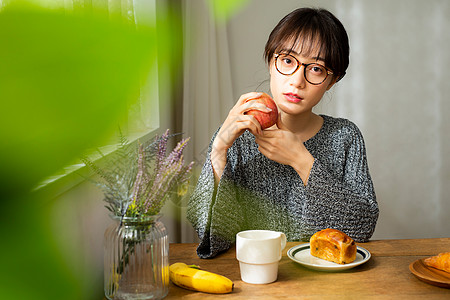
[
  {"x1": 244, "y1": 93, "x2": 278, "y2": 129},
  {"x1": 211, "y1": 92, "x2": 275, "y2": 181}
]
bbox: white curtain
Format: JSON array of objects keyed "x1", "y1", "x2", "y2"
[
  {"x1": 178, "y1": 0, "x2": 235, "y2": 242},
  {"x1": 178, "y1": 0, "x2": 450, "y2": 242}
]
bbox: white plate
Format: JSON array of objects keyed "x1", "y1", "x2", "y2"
[{"x1": 287, "y1": 243, "x2": 371, "y2": 272}]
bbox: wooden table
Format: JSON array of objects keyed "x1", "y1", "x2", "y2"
[{"x1": 166, "y1": 238, "x2": 450, "y2": 299}]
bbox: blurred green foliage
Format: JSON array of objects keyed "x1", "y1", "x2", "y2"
[
  {"x1": 207, "y1": 0, "x2": 250, "y2": 23},
  {"x1": 0, "y1": 0, "x2": 248, "y2": 299},
  {"x1": 0, "y1": 4, "x2": 157, "y2": 194},
  {"x1": 0, "y1": 2, "x2": 158, "y2": 299}
]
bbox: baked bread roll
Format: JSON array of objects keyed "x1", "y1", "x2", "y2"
[
  {"x1": 310, "y1": 228, "x2": 356, "y2": 264},
  {"x1": 424, "y1": 252, "x2": 450, "y2": 273}
]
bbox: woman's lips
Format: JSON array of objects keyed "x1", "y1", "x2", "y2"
[{"x1": 284, "y1": 93, "x2": 302, "y2": 103}]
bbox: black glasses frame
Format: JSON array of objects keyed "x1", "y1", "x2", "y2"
[{"x1": 274, "y1": 53, "x2": 334, "y2": 85}]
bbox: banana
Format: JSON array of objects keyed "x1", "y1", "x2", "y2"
[{"x1": 169, "y1": 262, "x2": 233, "y2": 294}]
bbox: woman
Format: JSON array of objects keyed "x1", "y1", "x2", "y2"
[{"x1": 188, "y1": 7, "x2": 379, "y2": 258}]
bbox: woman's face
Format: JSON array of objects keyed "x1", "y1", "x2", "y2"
[{"x1": 269, "y1": 43, "x2": 336, "y2": 117}]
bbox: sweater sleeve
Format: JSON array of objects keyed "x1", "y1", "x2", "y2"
[
  {"x1": 303, "y1": 124, "x2": 379, "y2": 242},
  {"x1": 187, "y1": 132, "x2": 245, "y2": 258}
]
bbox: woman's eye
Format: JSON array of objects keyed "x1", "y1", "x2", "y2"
[
  {"x1": 282, "y1": 58, "x2": 293, "y2": 65},
  {"x1": 309, "y1": 65, "x2": 325, "y2": 74}
]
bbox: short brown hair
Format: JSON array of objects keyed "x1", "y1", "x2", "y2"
[{"x1": 264, "y1": 8, "x2": 349, "y2": 81}]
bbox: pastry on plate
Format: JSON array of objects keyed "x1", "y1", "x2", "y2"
[
  {"x1": 310, "y1": 228, "x2": 356, "y2": 264},
  {"x1": 424, "y1": 252, "x2": 450, "y2": 273}
]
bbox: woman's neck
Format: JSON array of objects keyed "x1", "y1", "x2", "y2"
[{"x1": 281, "y1": 112, "x2": 323, "y2": 142}]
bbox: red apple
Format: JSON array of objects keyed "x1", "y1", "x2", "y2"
[{"x1": 245, "y1": 93, "x2": 278, "y2": 129}]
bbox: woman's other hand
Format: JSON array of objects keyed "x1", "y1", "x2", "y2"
[{"x1": 255, "y1": 115, "x2": 314, "y2": 185}]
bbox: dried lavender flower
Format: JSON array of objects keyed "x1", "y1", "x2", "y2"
[{"x1": 82, "y1": 130, "x2": 193, "y2": 218}]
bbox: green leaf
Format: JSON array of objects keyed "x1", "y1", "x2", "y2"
[
  {"x1": 0, "y1": 4, "x2": 156, "y2": 195},
  {"x1": 207, "y1": 0, "x2": 250, "y2": 23},
  {"x1": 0, "y1": 3, "x2": 159, "y2": 300}
]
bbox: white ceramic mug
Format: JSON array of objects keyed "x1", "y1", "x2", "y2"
[{"x1": 236, "y1": 230, "x2": 287, "y2": 284}]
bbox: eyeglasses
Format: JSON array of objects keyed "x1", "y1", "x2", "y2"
[{"x1": 274, "y1": 53, "x2": 334, "y2": 85}]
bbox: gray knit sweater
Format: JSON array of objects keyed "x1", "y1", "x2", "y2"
[{"x1": 187, "y1": 115, "x2": 379, "y2": 258}]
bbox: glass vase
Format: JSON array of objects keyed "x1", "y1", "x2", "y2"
[{"x1": 104, "y1": 214, "x2": 169, "y2": 300}]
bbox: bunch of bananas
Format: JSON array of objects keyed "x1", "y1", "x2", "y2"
[{"x1": 169, "y1": 262, "x2": 234, "y2": 294}]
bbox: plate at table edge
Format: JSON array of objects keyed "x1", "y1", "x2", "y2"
[
  {"x1": 409, "y1": 258, "x2": 450, "y2": 288},
  {"x1": 287, "y1": 243, "x2": 371, "y2": 272}
]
